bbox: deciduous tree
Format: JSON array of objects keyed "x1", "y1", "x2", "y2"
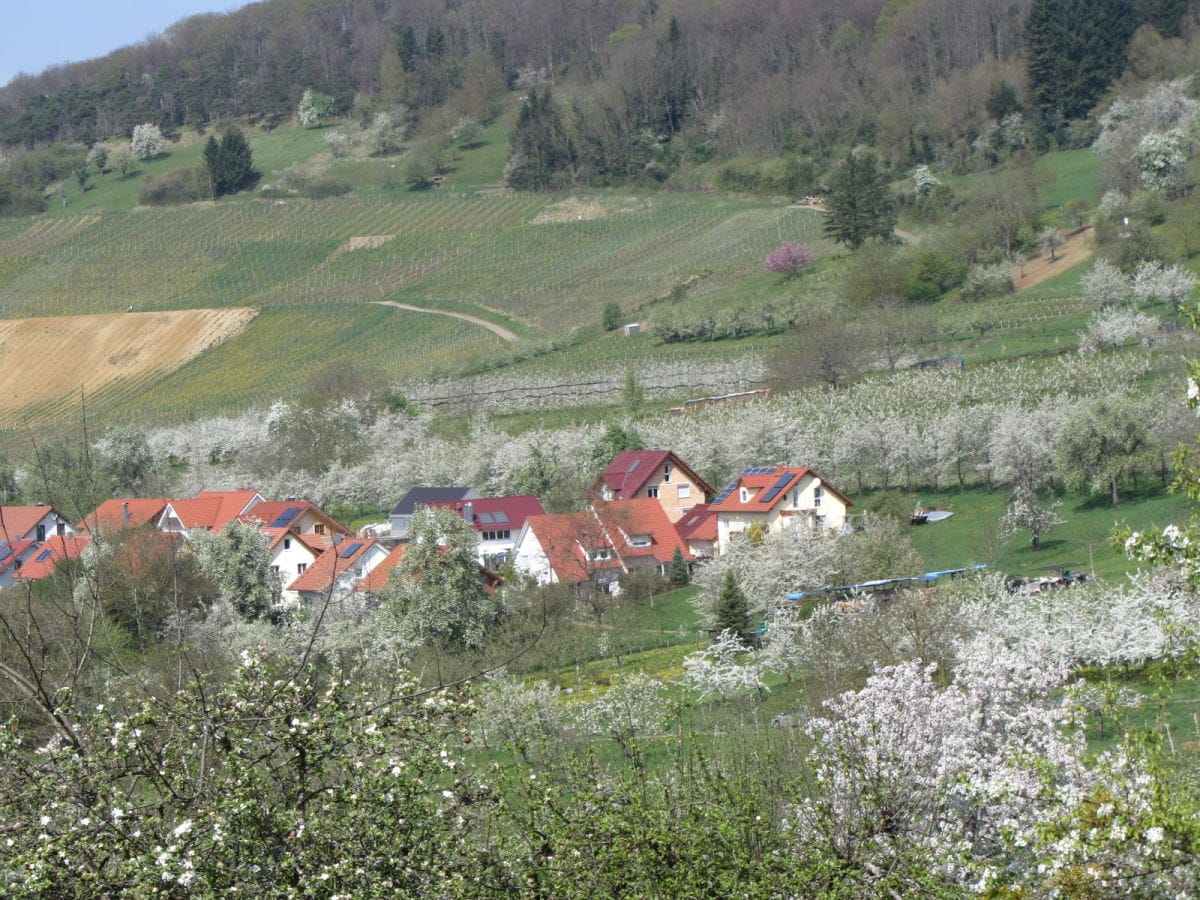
[{"x1": 130, "y1": 123, "x2": 165, "y2": 159}]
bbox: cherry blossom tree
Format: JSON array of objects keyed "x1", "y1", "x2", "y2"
[
  {"x1": 1000, "y1": 484, "x2": 1065, "y2": 550},
  {"x1": 1132, "y1": 260, "x2": 1197, "y2": 313},
  {"x1": 762, "y1": 240, "x2": 813, "y2": 278},
  {"x1": 681, "y1": 630, "x2": 766, "y2": 701},
  {"x1": 130, "y1": 123, "x2": 165, "y2": 159}
]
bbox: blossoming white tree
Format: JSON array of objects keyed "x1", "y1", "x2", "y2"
[{"x1": 130, "y1": 123, "x2": 165, "y2": 159}]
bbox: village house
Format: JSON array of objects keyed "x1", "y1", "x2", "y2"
[
  {"x1": 389, "y1": 486, "x2": 481, "y2": 541},
  {"x1": 512, "y1": 498, "x2": 692, "y2": 592},
  {"x1": 588, "y1": 450, "x2": 713, "y2": 523},
  {"x1": 675, "y1": 503, "x2": 717, "y2": 559},
  {"x1": 0, "y1": 505, "x2": 75, "y2": 544},
  {"x1": 11, "y1": 535, "x2": 92, "y2": 582},
  {"x1": 80, "y1": 498, "x2": 169, "y2": 536},
  {"x1": 710, "y1": 466, "x2": 852, "y2": 555},
  {"x1": 424, "y1": 495, "x2": 546, "y2": 568},
  {"x1": 288, "y1": 537, "x2": 391, "y2": 606},
  {"x1": 355, "y1": 542, "x2": 505, "y2": 598},
  {"x1": 157, "y1": 490, "x2": 265, "y2": 535}
]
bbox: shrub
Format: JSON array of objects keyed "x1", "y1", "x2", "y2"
[
  {"x1": 138, "y1": 167, "x2": 208, "y2": 205},
  {"x1": 902, "y1": 251, "x2": 967, "y2": 304},
  {"x1": 960, "y1": 263, "x2": 1014, "y2": 301},
  {"x1": 304, "y1": 178, "x2": 353, "y2": 199}
]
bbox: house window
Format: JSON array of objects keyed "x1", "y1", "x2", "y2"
[
  {"x1": 482, "y1": 529, "x2": 511, "y2": 541},
  {"x1": 739, "y1": 487, "x2": 750, "y2": 503},
  {"x1": 814, "y1": 485, "x2": 824, "y2": 507},
  {"x1": 663, "y1": 463, "x2": 672, "y2": 483},
  {"x1": 591, "y1": 547, "x2": 613, "y2": 561},
  {"x1": 56, "y1": 521, "x2": 65, "y2": 536},
  {"x1": 297, "y1": 563, "x2": 307, "y2": 574},
  {"x1": 284, "y1": 538, "x2": 292, "y2": 550},
  {"x1": 35, "y1": 523, "x2": 45, "y2": 541},
  {"x1": 271, "y1": 565, "x2": 280, "y2": 575},
  {"x1": 628, "y1": 535, "x2": 651, "y2": 548},
  {"x1": 314, "y1": 523, "x2": 325, "y2": 535},
  {"x1": 677, "y1": 484, "x2": 690, "y2": 499},
  {"x1": 792, "y1": 489, "x2": 800, "y2": 507},
  {"x1": 816, "y1": 515, "x2": 827, "y2": 527},
  {"x1": 647, "y1": 487, "x2": 660, "y2": 499}
]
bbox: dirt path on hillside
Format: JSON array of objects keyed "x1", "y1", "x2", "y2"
[
  {"x1": 1013, "y1": 226, "x2": 1093, "y2": 292},
  {"x1": 374, "y1": 301, "x2": 519, "y2": 343}
]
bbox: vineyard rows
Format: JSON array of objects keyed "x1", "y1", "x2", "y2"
[
  {"x1": 87, "y1": 303, "x2": 505, "y2": 425},
  {"x1": 0, "y1": 195, "x2": 824, "y2": 332}
]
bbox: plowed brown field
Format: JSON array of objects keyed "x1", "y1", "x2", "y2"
[{"x1": 0, "y1": 308, "x2": 256, "y2": 422}]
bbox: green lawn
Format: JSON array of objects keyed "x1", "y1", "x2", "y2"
[
  {"x1": 900, "y1": 482, "x2": 1191, "y2": 582},
  {"x1": 1037, "y1": 148, "x2": 1100, "y2": 210}
]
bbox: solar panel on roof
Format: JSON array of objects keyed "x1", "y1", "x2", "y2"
[
  {"x1": 493, "y1": 511, "x2": 509, "y2": 524},
  {"x1": 628, "y1": 459, "x2": 641, "y2": 473},
  {"x1": 338, "y1": 541, "x2": 363, "y2": 558},
  {"x1": 0, "y1": 547, "x2": 11, "y2": 562},
  {"x1": 36, "y1": 548, "x2": 53, "y2": 562},
  {"x1": 759, "y1": 473, "x2": 795, "y2": 504},
  {"x1": 713, "y1": 481, "x2": 738, "y2": 504},
  {"x1": 477, "y1": 512, "x2": 494, "y2": 525},
  {"x1": 270, "y1": 507, "x2": 302, "y2": 528}
]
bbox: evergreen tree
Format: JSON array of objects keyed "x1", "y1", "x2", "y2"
[
  {"x1": 669, "y1": 547, "x2": 690, "y2": 587},
  {"x1": 713, "y1": 568, "x2": 749, "y2": 640},
  {"x1": 506, "y1": 88, "x2": 575, "y2": 190},
  {"x1": 201, "y1": 136, "x2": 221, "y2": 197},
  {"x1": 202, "y1": 128, "x2": 254, "y2": 197},
  {"x1": 822, "y1": 149, "x2": 897, "y2": 250},
  {"x1": 218, "y1": 128, "x2": 254, "y2": 194},
  {"x1": 1026, "y1": 0, "x2": 1137, "y2": 120}
]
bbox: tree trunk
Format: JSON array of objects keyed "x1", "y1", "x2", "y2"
[{"x1": 1111, "y1": 476, "x2": 1120, "y2": 507}]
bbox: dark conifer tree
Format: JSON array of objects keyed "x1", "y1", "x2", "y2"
[
  {"x1": 1026, "y1": 0, "x2": 1137, "y2": 120},
  {"x1": 714, "y1": 568, "x2": 749, "y2": 641},
  {"x1": 822, "y1": 149, "x2": 896, "y2": 250}
]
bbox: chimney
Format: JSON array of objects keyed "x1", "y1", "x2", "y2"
[
  {"x1": 122, "y1": 502, "x2": 130, "y2": 524},
  {"x1": 463, "y1": 502, "x2": 474, "y2": 526}
]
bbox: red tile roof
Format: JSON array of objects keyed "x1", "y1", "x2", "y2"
[
  {"x1": 709, "y1": 467, "x2": 852, "y2": 514},
  {"x1": 0, "y1": 540, "x2": 37, "y2": 577},
  {"x1": 235, "y1": 500, "x2": 350, "y2": 535},
  {"x1": 524, "y1": 500, "x2": 692, "y2": 583},
  {"x1": 13, "y1": 536, "x2": 92, "y2": 580},
  {"x1": 80, "y1": 499, "x2": 168, "y2": 534},
  {"x1": 602, "y1": 499, "x2": 693, "y2": 565},
  {"x1": 524, "y1": 510, "x2": 622, "y2": 583},
  {"x1": 289, "y1": 539, "x2": 380, "y2": 594},
  {"x1": 676, "y1": 503, "x2": 717, "y2": 543},
  {"x1": 358, "y1": 543, "x2": 408, "y2": 592},
  {"x1": 261, "y1": 527, "x2": 328, "y2": 555},
  {"x1": 591, "y1": 450, "x2": 714, "y2": 501},
  {"x1": 165, "y1": 490, "x2": 263, "y2": 531},
  {"x1": 0, "y1": 506, "x2": 68, "y2": 542},
  {"x1": 425, "y1": 495, "x2": 546, "y2": 532}
]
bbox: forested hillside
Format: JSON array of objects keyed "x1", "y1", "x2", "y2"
[{"x1": 2, "y1": 0, "x2": 1192, "y2": 186}]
